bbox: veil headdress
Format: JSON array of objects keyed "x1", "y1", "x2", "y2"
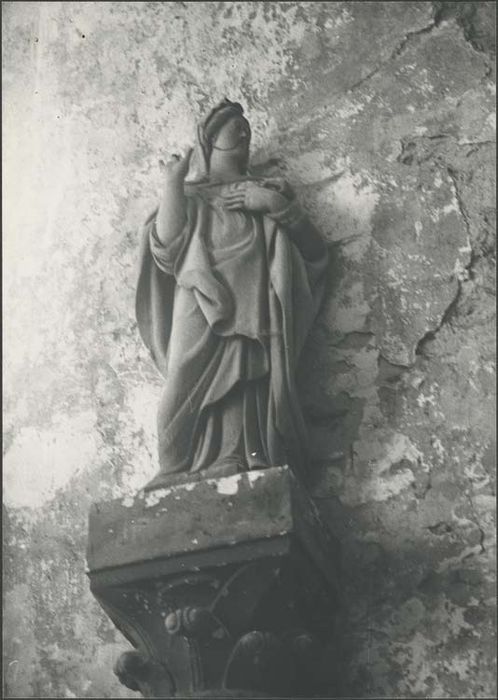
[{"x1": 187, "y1": 98, "x2": 246, "y2": 183}]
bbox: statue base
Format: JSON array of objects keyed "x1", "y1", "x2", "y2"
[{"x1": 86, "y1": 466, "x2": 342, "y2": 698}]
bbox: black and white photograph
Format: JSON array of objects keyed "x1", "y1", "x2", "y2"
[{"x1": 2, "y1": 1, "x2": 496, "y2": 698}]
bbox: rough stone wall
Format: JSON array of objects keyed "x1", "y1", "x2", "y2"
[{"x1": 3, "y1": 2, "x2": 495, "y2": 697}]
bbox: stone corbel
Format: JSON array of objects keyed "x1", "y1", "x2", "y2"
[{"x1": 87, "y1": 466, "x2": 342, "y2": 698}]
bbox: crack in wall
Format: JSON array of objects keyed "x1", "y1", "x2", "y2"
[
  {"x1": 465, "y1": 490, "x2": 487, "y2": 554},
  {"x1": 446, "y1": 167, "x2": 472, "y2": 239},
  {"x1": 347, "y1": 2, "x2": 494, "y2": 97},
  {"x1": 456, "y1": 140, "x2": 496, "y2": 148},
  {"x1": 347, "y1": 18, "x2": 437, "y2": 93},
  {"x1": 446, "y1": 163, "x2": 493, "y2": 284},
  {"x1": 397, "y1": 140, "x2": 485, "y2": 359},
  {"x1": 415, "y1": 283, "x2": 462, "y2": 358}
]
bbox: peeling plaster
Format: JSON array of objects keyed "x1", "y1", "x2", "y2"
[
  {"x1": 3, "y1": 412, "x2": 101, "y2": 510},
  {"x1": 215, "y1": 474, "x2": 242, "y2": 496}
]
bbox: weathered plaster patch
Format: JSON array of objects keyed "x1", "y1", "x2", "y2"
[
  {"x1": 215, "y1": 474, "x2": 242, "y2": 496},
  {"x1": 393, "y1": 631, "x2": 438, "y2": 696},
  {"x1": 287, "y1": 150, "x2": 340, "y2": 184},
  {"x1": 144, "y1": 488, "x2": 172, "y2": 508},
  {"x1": 3, "y1": 411, "x2": 100, "y2": 510},
  {"x1": 343, "y1": 432, "x2": 426, "y2": 507},
  {"x1": 319, "y1": 279, "x2": 371, "y2": 342},
  {"x1": 324, "y1": 170, "x2": 380, "y2": 246},
  {"x1": 248, "y1": 470, "x2": 266, "y2": 487}
]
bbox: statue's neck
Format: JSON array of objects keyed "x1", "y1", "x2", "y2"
[
  {"x1": 208, "y1": 151, "x2": 249, "y2": 183},
  {"x1": 208, "y1": 166, "x2": 247, "y2": 183}
]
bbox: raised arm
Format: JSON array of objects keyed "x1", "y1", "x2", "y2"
[{"x1": 155, "y1": 149, "x2": 192, "y2": 246}]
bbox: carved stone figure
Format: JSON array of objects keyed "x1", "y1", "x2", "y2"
[{"x1": 136, "y1": 99, "x2": 328, "y2": 490}]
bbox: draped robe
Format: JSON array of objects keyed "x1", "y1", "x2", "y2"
[{"x1": 136, "y1": 180, "x2": 328, "y2": 487}]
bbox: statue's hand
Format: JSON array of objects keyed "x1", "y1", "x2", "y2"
[
  {"x1": 159, "y1": 148, "x2": 193, "y2": 183},
  {"x1": 260, "y1": 177, "x2": 295, "y2": 200},
  {"x1": 223, "y1": 181, "x2": 288, "y2": 213}
]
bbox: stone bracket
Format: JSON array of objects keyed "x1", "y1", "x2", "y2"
[{"x1": 87, "y1": 466, "x2": 342, "y2": 698}]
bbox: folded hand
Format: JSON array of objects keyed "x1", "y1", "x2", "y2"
[
  {"x1": 222, "y1": 181, "x2": 288, "y2": 213},
  {"x1": 260, "y1": 177, "x2": 295, "y2": 200}
]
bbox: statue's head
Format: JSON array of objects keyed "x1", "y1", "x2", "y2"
[{"x1": 193, "y1": 99, "x2": 251, "y2": 179}]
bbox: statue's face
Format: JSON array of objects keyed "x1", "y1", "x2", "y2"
[{"x1": 211, "y1": 115, "x2": 251, "y2": 164}]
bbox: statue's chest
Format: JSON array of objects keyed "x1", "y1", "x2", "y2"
[{"x1": 205, "y1": 201, "x2": 258, "y2": 251}]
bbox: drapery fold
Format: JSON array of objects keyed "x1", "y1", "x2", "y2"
[{"x1": 136, "y1": 184, "x2": 327, "y2": 483}]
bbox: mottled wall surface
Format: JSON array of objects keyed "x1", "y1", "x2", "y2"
[{"x1": 3, "y1": 1, "x2": 495, "y2": 697}]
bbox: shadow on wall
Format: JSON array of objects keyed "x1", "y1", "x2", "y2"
[
  {"x1": 294, "y1": 155, "x2": 495, "y2": 694},
  {"x1": 296, "y1": 226, "x2": 367, "y2": 697}
]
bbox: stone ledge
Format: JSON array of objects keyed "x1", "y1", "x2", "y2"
[
  {"x1": 87, "y1": 465, "x2": 342, "y2": 697},
  {"x1": 87, "y1": 465, "x2": 340, "y2": 592}
]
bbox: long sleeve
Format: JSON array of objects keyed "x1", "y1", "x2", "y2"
[
  {"x1": 268, "y1": 198, "x2": 327, "y2": 262},
  {"x1": 148, "y1": 197, "x2": 198, "y2": 276}
]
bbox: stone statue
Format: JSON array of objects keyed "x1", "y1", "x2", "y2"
[
  {"x1": 136, "y1": 99, "x2": 328, "y2": 491},
  {"x1": 91, "y1": 103, "x2": 339, "y2": 698}
]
